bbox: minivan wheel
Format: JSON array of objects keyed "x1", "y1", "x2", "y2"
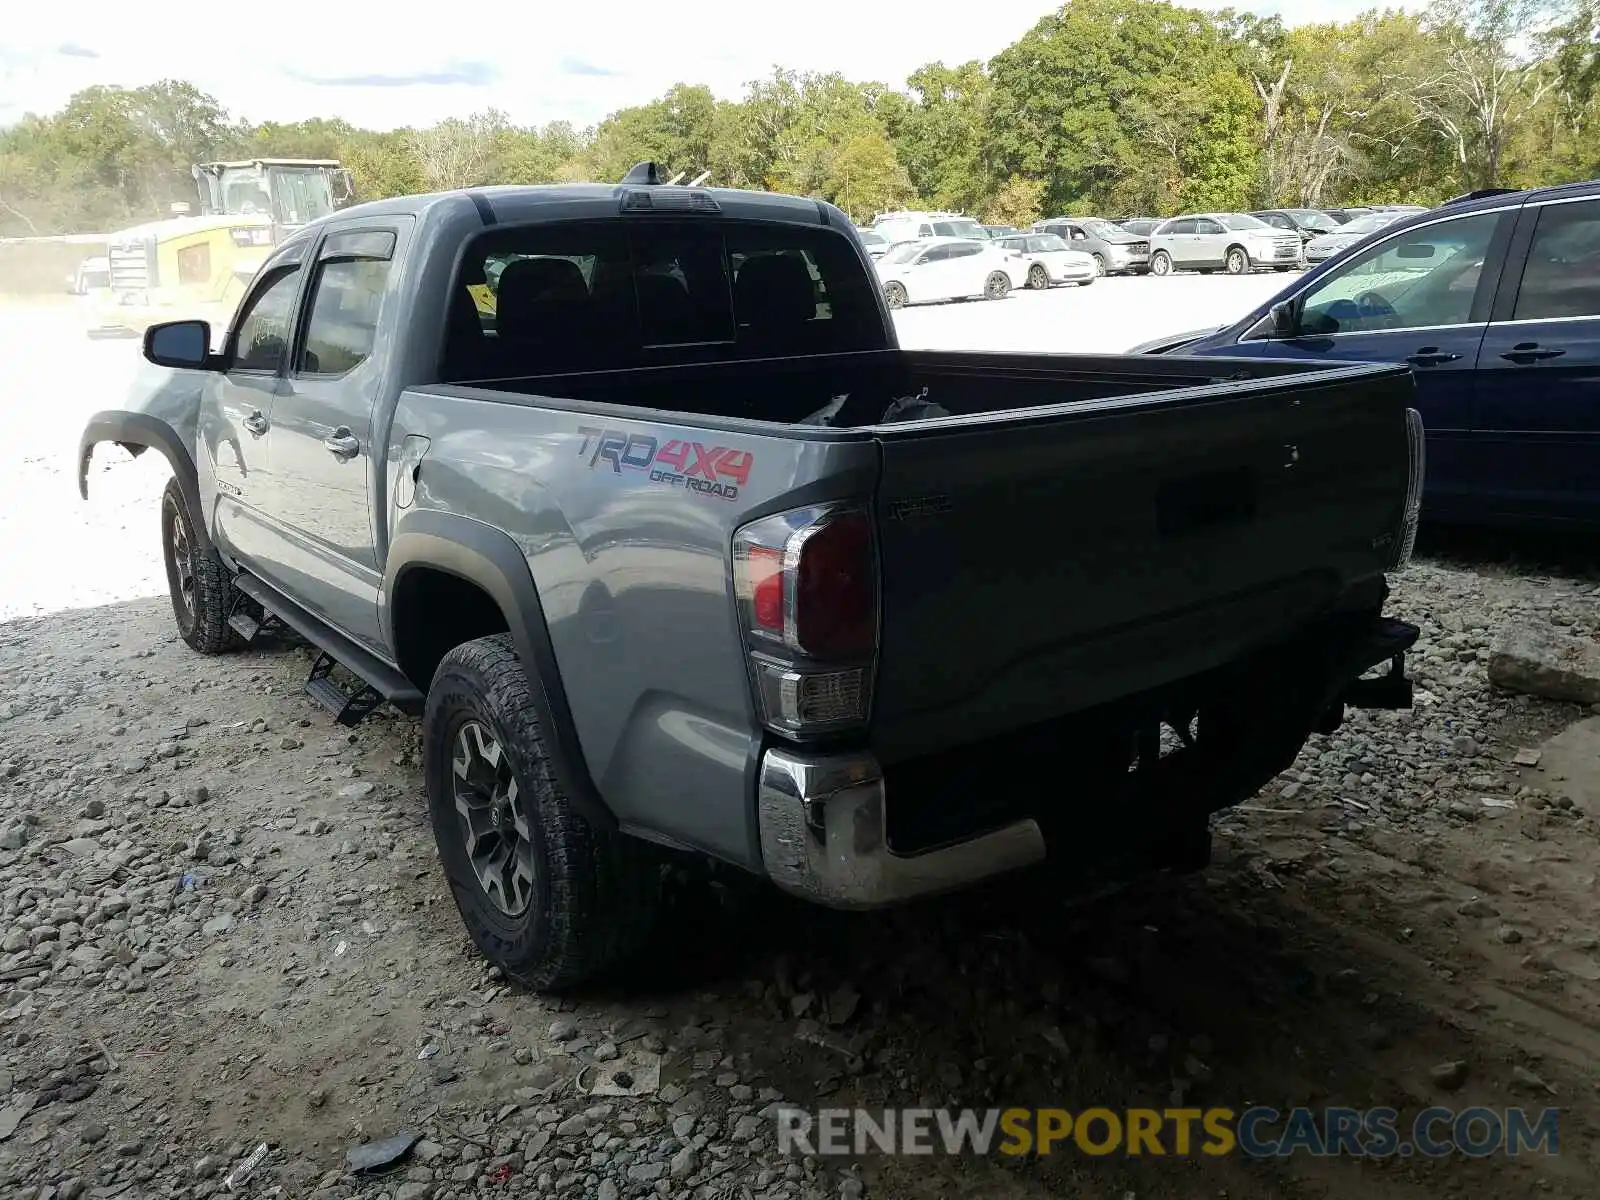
[
  {"x1": 1225, "y1": 246, "x2": 1251, "y2": 275},
  {"x1": 985, "y1": 272, "x2": 1012, "y2": 300},
  {"x1": 883, "y1": 281, "x2": 908, "y2": 309},
  {"x1": 424, "y1": 634, "x2": 660, "y2": 991},
  {"x1": 1027, "y1": 264, "x2": 1050, "y2": 290},
  {"x1": 1149, "y1": 251, "x2": 1173, "y2": 277}
]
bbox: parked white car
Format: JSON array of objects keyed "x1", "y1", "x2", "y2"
[
  {"x1": 993, "y1": 233, "x2": 1097, "y2": 288},
  {"x1": 1147, "y1": 212, "x2": 1305, "y2": 276},
  {"x1": 873, "y1": 237, "x2": 1027, "y2": 308}
]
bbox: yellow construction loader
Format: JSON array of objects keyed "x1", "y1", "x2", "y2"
[{"x1": 88, "y1": 159, "x2": 353, "y2": 338}]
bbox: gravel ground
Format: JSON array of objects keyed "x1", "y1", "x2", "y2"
[{"x1": 1, "y1": 293, "x2": 1599, "y2": 1200}]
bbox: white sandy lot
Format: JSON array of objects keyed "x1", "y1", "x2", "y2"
[{"x1": 0, "y1": 273, "x2": 1289, "y2": 620}]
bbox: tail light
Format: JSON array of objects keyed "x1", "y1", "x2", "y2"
[{"x1": 732, "y1": 504, "x2": 878, "y2": 738}]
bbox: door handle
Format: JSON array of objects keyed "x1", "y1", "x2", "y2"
[
  {"x1": 323, "y1": 431, "x2": 360, "y2": 458},
  {"x1": 1406, "y1": 348, "x2": 1462, "y2": 367},
  {"x1": 1500, "y1": 342, "x2": 1565, "y2": 364},
  {"x1": 243, "y1": 411, "x2": 269, "y2": 436}
]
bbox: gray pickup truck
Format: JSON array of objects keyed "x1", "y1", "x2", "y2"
[{"x1": 79, "y1": 166, "x2": 1425, "y2": 990}]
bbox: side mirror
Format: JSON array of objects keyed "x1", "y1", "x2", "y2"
[
  {"x1": 144, "y1": 320, "x2": 218, "y2": 370},
  {"x1": 1269, "y1": 301, "x2": 1298, "y2": 338}
]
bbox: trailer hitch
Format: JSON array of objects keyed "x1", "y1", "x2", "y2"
[{"x1": 1341, "y1": 653, "x2": 1414, "y2": 711}]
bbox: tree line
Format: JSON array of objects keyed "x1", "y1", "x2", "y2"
[{"x1": 0, "y1": 0, "x2": 1595, "y2": 239}]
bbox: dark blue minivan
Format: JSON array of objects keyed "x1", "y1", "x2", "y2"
[{"x1": 1132, "y1": 180, "x2": 1600, "y2": 530}]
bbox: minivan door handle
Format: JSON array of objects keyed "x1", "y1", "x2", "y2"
[
  {"x1": 1406, "y1": 348, "x2": 1463, "y2": 367},
  {"x1": 1500, "y1": 342, "x2": 1566, "y2": 364},
  {"x1": 323, "y1": 429, "x2": 360, "y2": 458},
  {"x1": 243, "y1": 411, "x2": 269, "y2": 436}
]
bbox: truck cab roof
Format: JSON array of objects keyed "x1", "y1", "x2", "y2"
[{"x1": 333, "y1": 184, "x2": 842, "y2": 231}]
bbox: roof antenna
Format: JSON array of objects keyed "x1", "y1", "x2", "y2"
[{"x1": 621, "y1": 161, "x2": 663, "y2": 186}]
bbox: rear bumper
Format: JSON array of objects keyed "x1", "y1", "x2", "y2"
[
  {"x1": 755, "y1": 612, "x2": 1418, "y2": 907},
  {"x1": 756, "y1": 746, "x2": 1046, "y2": 908}
]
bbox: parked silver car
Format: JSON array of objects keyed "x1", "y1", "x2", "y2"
[
  {"x1": 1032, "y1": 217, "x2": 1150, "y2": 275},
  {"x1": 1147, "y1": 213, "x2": 1305, "y2": 276},
  {"x1": 1304, "y1": 211, "x2": 1407, "y2": 263}
]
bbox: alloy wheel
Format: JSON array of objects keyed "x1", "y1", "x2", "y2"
[
  {"x1": 170, "y1": 515, "x2": 196, "y2": 623},
  {"x1": 451, "y1": 720, "x2": 536, "y2": 917}
]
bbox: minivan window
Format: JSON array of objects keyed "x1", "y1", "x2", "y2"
[
  {"x1": 1512, "y1": 199, "x2": 1600, "y2": 321},
  {"x1": 1295, "y1": 211, "x2": 1501, "y2": 336}
]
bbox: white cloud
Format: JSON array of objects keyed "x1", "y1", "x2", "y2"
[{"x1": 2, "y1": 0, "x2": 1407, "y2": 131}]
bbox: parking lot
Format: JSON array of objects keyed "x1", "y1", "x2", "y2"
[{"x1": 1, "y1": 282, "x2": 1598, "y2": 1200}]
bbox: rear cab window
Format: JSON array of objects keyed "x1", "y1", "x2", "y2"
[{"x1": 443, "y1": 219, "x2": 884, "y2": 380}]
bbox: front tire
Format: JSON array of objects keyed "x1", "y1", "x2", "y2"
[
  {"x1": 1027, "y1": 264, "x2": 1050, "y2": 290},
  {"x1": 984, "y1": 272, "x2": 1012, "y2": 300},
  {"x1": 161, "y1": 477, "x2": 241, "y2": 654},
  {"x1": 1091, "y1": 253, "x2": 1107, "y2": 277},
  {"x1": 1149, "y1": 251, "x2": 1173, "y2": 277},
  {"x1": 1225, "y1": 246, "x2": 1251, "y2": 275},
  {"x1": 424, "y1": 635, "x2": 660, "y2": 991},
  {"x1": 883, "y1": 281, "x2": 908, "y2": 309}
]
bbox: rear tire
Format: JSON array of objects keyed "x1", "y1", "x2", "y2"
[
  {"x1": 984, "y1": 272, "x2": 1012, "y2": 300},
  {"x1": 161, "y1": 477, "x2": 241, "y2": 655},
  {"x1": 1027, "y1": 264, "x2": 1050, "y2": 290},
  {"x1": 424, "y1": 634, "x2": 660, "y2": 991},
  {"x1": 1149, "y1": 251, "x2": 1173, "y2": 277}
]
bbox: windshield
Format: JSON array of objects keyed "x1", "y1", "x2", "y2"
[
  {"x1": 932, "y1": 219, "x2": 986, "y2": 240},
  {"x1": 1220, "y1": 213, "x2": 1269, "y2": 230},
  {"x1": 858, "y1": 230, "x2": 886, "y2": 246},
  {"x1": 1081, "y1": 219, "x2": 1124, "y2": 239},
  {"x1": 1287, "y1": 210, "x2": 1337, "y2": 231},
  {"x1": 269, "y1": 168, "x2": 336, "y2": 225},
  {"x1": 882, "y1": 242, "x2": 927, "y2": 265},
  {"x1": 216, "y1": 166, "x2": 337, "y2": 225},
  {"x1": 1034, "y1": 234, "x2": 1069, "y2": 252},
  {"x1": 1342, "y1": 214, "x2": 1398, "y2": 235},
  {"x1": 219, "y1": 169, "x2": 274, "y2": 217},
  {"x1": 874, "y1": 218, "x2": 923, "y2": 244}
]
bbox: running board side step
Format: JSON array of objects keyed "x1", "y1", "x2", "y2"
[
  {"x1": 306, "y1": 651, "x2": 386, "y2": 727},
  {"x1": 230, "y1": 574, "x2": 424, "y2": 724}
]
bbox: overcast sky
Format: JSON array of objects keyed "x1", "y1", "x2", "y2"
[{"x1": 2, "y1": 0, "x2": 1402, "y2": 132}]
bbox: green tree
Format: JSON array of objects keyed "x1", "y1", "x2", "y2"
[{"x1": 826, "y1": 131, "x2": 915, "y2": 220}]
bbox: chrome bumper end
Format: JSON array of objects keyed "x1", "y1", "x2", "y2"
[{"x1": 756, "y1": 746, "x2": 1046, "y2": 908}]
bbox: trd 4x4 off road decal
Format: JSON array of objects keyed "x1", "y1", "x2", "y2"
[{"x1": 576, "y1": 426, "x2": 753, "y2": 502}]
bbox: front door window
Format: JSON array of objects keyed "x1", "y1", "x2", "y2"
[{"x1": 1296, "y1": 213, "x2": 1501, "y2": 335}]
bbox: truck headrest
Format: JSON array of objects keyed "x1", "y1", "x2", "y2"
[
  {"x1": 495, "y1": 257, "x2": 590, "y2": 338},
  {"x1": 736, "y1": 254, "x2": 816, "y2": 331}
]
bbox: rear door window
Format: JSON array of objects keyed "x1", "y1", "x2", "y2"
[{"x1": 1513, "y1": 199, "x2": 1600, "y2": 321}]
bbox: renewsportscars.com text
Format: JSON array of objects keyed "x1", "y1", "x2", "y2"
[{"x1": 775, "y1": 1106, "x2": 1559, "y2": 1159}]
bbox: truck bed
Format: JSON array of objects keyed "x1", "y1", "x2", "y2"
[
  {"x1": 427, "y1": 349, "x2": 1417, "y2": 769},
  {"x1": 448, "y1": 348, "x2": 1347, "y2": 428}
]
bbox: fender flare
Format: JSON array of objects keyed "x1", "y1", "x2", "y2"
[
  {"x1": 384, "y1": 509, "x2": 613, "y2": 829},
  {"x1": 78, "y1": 410, "x2": 211, "y2": 551}
]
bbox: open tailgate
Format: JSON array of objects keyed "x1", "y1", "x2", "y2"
[{"x1": 865, "y1": 362, "x2": 1417, "y2": 764}]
